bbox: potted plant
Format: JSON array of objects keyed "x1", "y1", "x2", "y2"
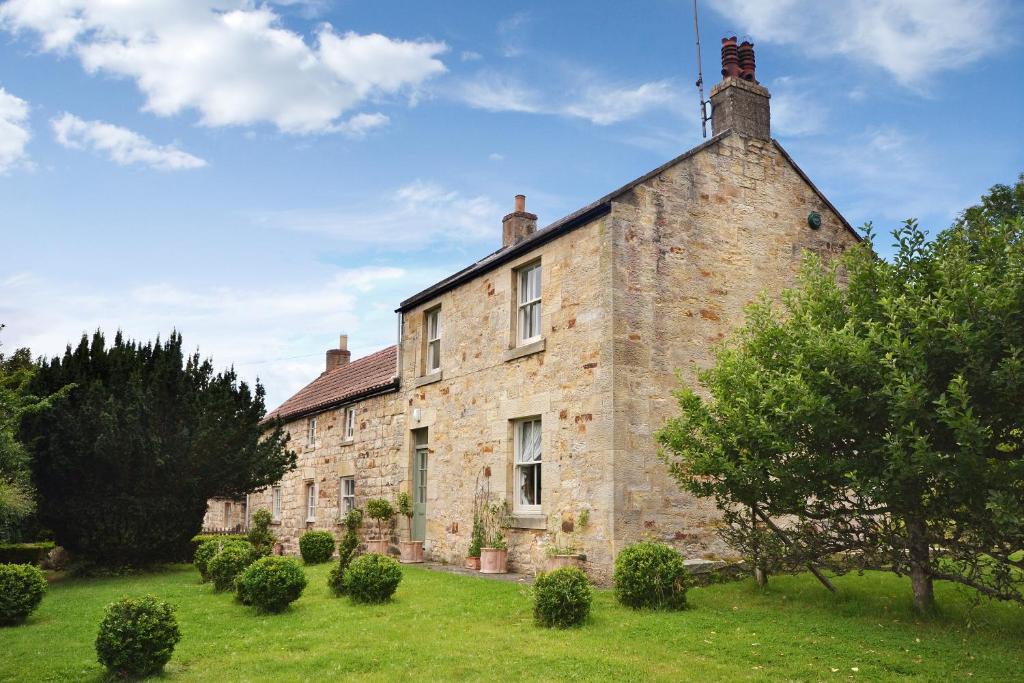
[
  {"x1": 479, "y1": 500, "x2": 511, "y2": 574},
  {"x1": 545, "y1": 508, "x2": 588, "y2": 572},
  {"x1": 365, "y1": 498, "x2": 394, "y2": 555},
  {"x1": 465, "y1": 515, "x2": 483, "y2": 570},
  {"x1": 396, "y1": 491, "x2": 423, "y2": 563}
]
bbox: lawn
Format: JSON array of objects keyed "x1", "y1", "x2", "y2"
[{"x1": 2, "y1": 563, "x2": 1023, "y2": 682}]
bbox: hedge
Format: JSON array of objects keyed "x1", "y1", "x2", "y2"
[
  {"x1": 188, "y1": 534, "x2": 245, "y2": 560},
  {"x1": 0, "y1": 542, "x2": 56, "y2": 566}
]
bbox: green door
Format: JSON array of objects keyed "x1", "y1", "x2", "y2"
[{"x1": 412, "y1": 432, "x2": 428, "y2": 542}]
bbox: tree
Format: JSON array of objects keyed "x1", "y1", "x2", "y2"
[
  {"x1": 20, "y1": 330, "x2": 295, "y2": 566},
  {"x1": 0, "y1": 329, "x2": 68, "y2": 542},
  {"x1": 657, "y1": 175, "x2": 1024, "y2": 614}
]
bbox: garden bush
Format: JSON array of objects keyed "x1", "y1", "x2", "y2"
[
  {"x1": 0, "y1": 541, "x2": 55, "y2": 565},
  {"x1": 235, "y1": 557, "x2": 307, "y2": 613},
  {"x1": 188, "y1": 533, "x2": 245, "y2": 560},
  {"x1": 614, "y1": 541, "x2": 689, "y2": 610},
  {"x1": 343, "y1": 553, "x2": 402, "y2": 604},
  {"x1": 247, "y1": 509, "x2": 276, "y2": 556},
  {"x1": 193, "y1": 539, "x2": 226, "y2": 583},
  {"x1": 0, "y1": 563, "x2": 46, "y2": 625},
  {"x1": 95, "y1": 596, "x2": 181, "y2": 678},
  {"x1": 533, "y1": 567, "x2": 592, "y2": 628},
  {"x1": 299, "y1": 530, "x2": 335, "y2": 564},
  {"x1": 208, "y1": 540, "x2": 258, "y2": 592},
  {"x1": 329, "y1": 508, "x2": 362, "y2": 596}
]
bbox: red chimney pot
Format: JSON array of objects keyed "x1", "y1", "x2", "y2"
[
  {"x1": 738, "y1": 41, "x2": 757, "y2": 82},
  {"x1": 720, "y1": 36, "x2": 740, "y2": 79}
]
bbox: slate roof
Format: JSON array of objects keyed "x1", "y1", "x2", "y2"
[{"x1": 265, "y1": 345, "x2": 398, "y2": 423}]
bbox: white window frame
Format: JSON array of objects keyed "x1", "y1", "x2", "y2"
[
  {"x1": 272, "y1": 485, "x2": 282, "y2": 522},
  {"x1": 339, "y1": 476, "x2": 355, "y2": 515},
  {"x1": 306, "y1": 482, "x2": 317, "y2": 523},
  {"x1": 306, "y1": 415, "x2": 317, "y2": 447},
  {"x1": 514, "y1": 417, "x2": 543, "y2": 514},
  {"x1": 426, "y1": 307, "x2": 442, "y2": 374},
  {"x1": 344, "y1": 406, "x2": 356, "y2": 440},
  {"x1": 517, "y1": 262, "x2": 542, "y2": 345}
]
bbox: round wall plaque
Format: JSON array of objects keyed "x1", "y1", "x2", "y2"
[{"x1": 808, "y1": 211, "x2": 822, "y2": 230}]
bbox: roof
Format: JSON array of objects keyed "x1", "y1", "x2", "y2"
[
  {"x1": 265, "y1": 345, "x2": 398, "y2": 423},
  {"x1": 398, "y1": 131, "x2": 858, "y2": 312}
]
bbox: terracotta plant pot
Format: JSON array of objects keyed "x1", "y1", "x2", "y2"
[
  {"x1": 479, "y1": 547, "x2": 508, "y2": 574},
  {"x1": 544, "y1": 555, "x2": 582, "y2": 572},
  {"x1": 365, "y1": 539, "x2": 390, "y2": 555},
  {"x1": 399, "y1": 541, "x2": 424, "y2": 563},
  {"x1": 464, "y1": 556, "x2": 481, "y2": 570}
]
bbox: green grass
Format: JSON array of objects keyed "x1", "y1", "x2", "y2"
[{"x1": 2, "y1": 563, "x2": 1023, "y2": 681}]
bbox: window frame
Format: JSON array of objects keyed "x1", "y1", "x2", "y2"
[
  {"x1": 425, "y1": 306, "x2": 442, "y2": 374},
  {"x1": 305, "y1": 482, "x2": 317, "y2": 523},
  {"x1": 339, "y1": 476, "x2": 355, "y2": 516},
  {"x1": 306, "y1": 415, "x2": 317, "y2": 447},
  {"x1": 516, "y1": 261, "x2": 543, "y2": 346},
  {"x1": 344, "y1": 406, "x2": 356, "y2": 440},
  {"x1": 272, "y1": 485, "x2": 282, "y2": 522},
  {"x1": 513, "y1": 417, "x2": 543, "y2": 514}
]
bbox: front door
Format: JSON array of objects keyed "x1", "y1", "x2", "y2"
[{"x1": 412, "y1": 431, "x2": 428, "y2": 542}]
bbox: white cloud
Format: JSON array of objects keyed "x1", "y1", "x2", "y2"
[
  {"x1": 256, "y1": 180, "x2": 502, "y2": 248},
  {"x1": 0, "y1": 1, "x2": 448, "y2": 134},
  {"x1": 460, "y1": 50, "x2": 482, "y2": 62},
  {"x1": 497, "y1": 11, "x2": 531, "y2": 58},
  {"x1": 52, "y1": 113, "x2": 207, "y2": 170},
  {"x1": 488, "y1": 152, "x2": 505, "y2": 162},
  {"x1": 706, "y1": 0, "x2": 1008, "y2": 88},
  {"x1": 456, "y1": 71, "x2": 682, "y2": 125},
  {"x1": 0, "y1": 87, "x2": 31, "y2": 173},
  {"x1": 330, "y1": 112, "x2": 390, "y2": 138},
  {"x1": 768, "y1": 77, "x2": 828, "y2": 137}
]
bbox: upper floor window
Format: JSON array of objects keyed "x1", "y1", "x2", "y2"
[
  {"x1": 306, "y1": 416, "x2": 317, "y2": 447},
  {"x1": 517, "y1": 262, "x2": 542, "y2": 345},
  {"x1": 272, "y1": 485, "x2": 282, "y2": 522},
  {"x1": 425, "y1": 307, "x2": 442, "y2": 373},
  {"x1": 344, "y1": 406, "x2": 356, "y2": 440},
  {"x1": 514, "y1": 417, "x2": 542, "y2": 513},
  {"x1": 339, "y1": 476, "x2": 355, "y2": 515}
]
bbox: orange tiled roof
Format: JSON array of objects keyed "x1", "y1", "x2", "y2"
[{"x1": 265, "y1": 345, "x2": 398, "y2": 423}]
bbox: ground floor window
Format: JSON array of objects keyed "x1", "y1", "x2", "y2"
[
  {"x1": 272, "y1": 485, "x2": 282, "y2": 521},
  {"x1": 514, "y1": 417, "x2": 542, "y2": 513},
  {"x1": 306, "y1": 482, "x2": 316, "y2": 522},
  {"x1": 339, "y1": 476, "x2": 355, "y2": 515}
]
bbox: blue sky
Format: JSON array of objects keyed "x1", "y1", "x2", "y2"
[{"x1": 1, "y1": 0, "x2": 1022, "y2": 409}]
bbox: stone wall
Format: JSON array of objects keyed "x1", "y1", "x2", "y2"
[
  {"x1": 246, "y1": 389, "x2": 405, "y2": 555},
  {"x1": 608, "y1": 132, "x2": 858, "y2": 562},
  {"x1": 201, "y1": 497, "x2": 247, "y2": 532}
]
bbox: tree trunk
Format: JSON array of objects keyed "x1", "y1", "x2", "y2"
[{"x1": 906, "y1": 517, "x2": 935, "y2": 614}]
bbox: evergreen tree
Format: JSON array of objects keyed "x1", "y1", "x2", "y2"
[{"x1": 20, "y1": 330, "x2": 295, "y2": 566}]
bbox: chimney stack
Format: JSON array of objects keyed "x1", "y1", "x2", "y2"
[
  {"x1": 325, "y1": 334, "x2": 351, "y2": 372},
  {"x1": 710, "y1": 36, "x2": 770, "y2": 139},
  {"x1": 502, "y1": 194, "x2": 537, "y2": 248}
]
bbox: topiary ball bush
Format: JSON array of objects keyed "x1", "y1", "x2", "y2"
[
  {"x1": 343, "y1": 553, "x2": 402, "y2": 604},
  {"x1": 613, "y1": 541, "x2": 689, "y2": 610},
  {"x1": 208, "y1": 540, "x2": 258, "y2": 592},
  {"x1": 235, "y1": 557, "x2": 308, "y2": 613},
  {"x1": 95, "y1": 596, "x2": 181, "y2": 678},
  {"x1": 533, "y1": 567, "x2": 592, "y2": 628},
  {"x1": 0, "y1": 563, "x2": 47, "y2": 625},
  {"x1": 193, "y1": 539, "x2": 225, "y2": 583},
  {"x1": 299, "y1": 530, "x2": 335, "y2": 564}
]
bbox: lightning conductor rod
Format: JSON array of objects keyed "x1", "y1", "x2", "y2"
[{"x1": 692, "y1": 0, "x2": 709, "y2": 138}]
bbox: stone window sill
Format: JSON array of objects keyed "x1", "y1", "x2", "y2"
[
  {"x1": 503, "y1": 338, "x2": 545, "y2": 363},
  {"x1": 413, "y1": 371, "x2": 443, "y2": 388},
  {"x1": 341, "y1": 438, "x2": 355, "y2": 445},
  {"x1": 509, "y1": 514, "x2": 547, "y2": 530}
]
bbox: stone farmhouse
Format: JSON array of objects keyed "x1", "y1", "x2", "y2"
[{"x1": 205, "y1": 41, "x2": 860, "y2": 581}]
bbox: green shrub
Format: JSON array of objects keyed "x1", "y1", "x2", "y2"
[
  {"x1": 95, "y1": 596, "x2": 181, "y2": 678},
  {"x1": 533, "y1": 567, "x2": 592, "y2": 628},
  {"x1": 235, "y1": 557, "x2": 307, "y2": 613},
  {"x1": 344, "y1": 553, "x2": 402, "y2": 604},
  {"x1": 329, "y1": 508, "x2": 363, "y2": 595},
  {"x1": 299, "y1": 530, "x2": 335, "y2": 564},
  {"x1": 208, "y1": 540, "x2": 258, "y2": 591},
  {"x1": 0, "y1": 542, "x2": 55, "y2": 565},
  {"x1": 193, "y1": 539, "x2": 225, "y2": 582},
  {"x1": 613, "y1": 541, "x2": 689, "y2": 610},
  {"x1": 0, "y1": 563, "x2": 46, "y2": 625},
  {"x1": 188, "y1": 533, "x2": 245, "y2": 560},
  {"x1": 247, "y1": 509, "x2": 276, "y2": 556},
  {"x1": 366, "y1": 498, "x2": 395, "y2": 540}
]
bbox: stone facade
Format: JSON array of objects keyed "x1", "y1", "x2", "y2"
[{"x1": 206, "y1": 62, "x2": 860, "y2": 583}]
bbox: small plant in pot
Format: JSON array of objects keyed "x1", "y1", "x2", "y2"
[
  {"x1": 396, "y1": 491, "x2": 423, "y2": 563},
  {"x1": 545, "y1": 508, "x2": 588, "y2": 572},
  {"x1": 480, "y1": 501, "x2": 512, "y2": 574},
  {"x1": 465, "y1": 516, "x2": 483, "y2": 570},
  {"x1": 365, "y1": 498, "x2": 394, "y2": 555}
]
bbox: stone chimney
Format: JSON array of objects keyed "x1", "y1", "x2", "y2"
[
  {"x1": 325, "y1": 334, "x2": 351, "y2": 372},
  {"x1": 710, "y1": 36, "x2": 770, "y2": 139},
  {"x1": 501, "y1": 194, "x2": 537, "y2": 248}
]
